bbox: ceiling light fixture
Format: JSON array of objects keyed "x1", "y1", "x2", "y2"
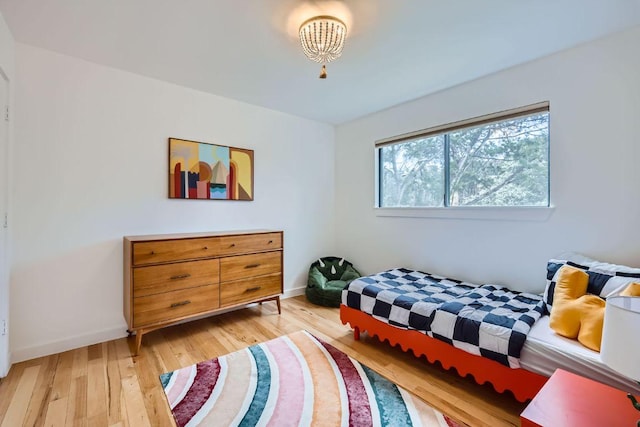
[{"x1": 299, "y1": 15, "x2": 347, "y2": 79}]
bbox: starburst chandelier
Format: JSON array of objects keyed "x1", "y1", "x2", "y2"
[{"x1": 299, "y1": 15, "x2": 347, "y2": 79}]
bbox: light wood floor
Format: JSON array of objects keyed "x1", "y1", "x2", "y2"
[{"x1": 0, "y1": 296, "x2": 526, "y2": 426}]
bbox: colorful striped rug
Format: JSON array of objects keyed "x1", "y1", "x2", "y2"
[{"x1": 160, "y1": 330, "x2": 464, "y2": 427}]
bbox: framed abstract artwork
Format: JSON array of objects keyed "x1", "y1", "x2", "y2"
[{"x1": 169, "y1": 138, "x2": 254, "y2": 200}]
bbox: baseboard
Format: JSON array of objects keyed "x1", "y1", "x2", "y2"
[
  {"x1": 11, "y1": 288, "x2": 308, "y2": 364},
  {"x1": 283, "y1": 285, "x2": 306, "y2": 299},
  {"x1": 11, "y1": 325, "x2": 127, "y2": 364}
]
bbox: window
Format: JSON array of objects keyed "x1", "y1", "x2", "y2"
[{"x1": 377, "y1": 103, "x2": 549, "y2": 208}]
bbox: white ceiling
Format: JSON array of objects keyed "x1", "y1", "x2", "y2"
[{"x1": 1, "y1": 1, "x2": 639, "y2": 124}]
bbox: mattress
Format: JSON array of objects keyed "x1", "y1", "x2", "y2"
[{"x1": 520, "y1": 315, "x2": 640, "y2": 394}]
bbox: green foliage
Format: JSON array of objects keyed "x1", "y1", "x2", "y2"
[
  {"x1": 380, "y1": 113, "x2": 549, "y2": 207},
  {"x1": 380, "y1": 136, "x2": 445, "y2": 207}
]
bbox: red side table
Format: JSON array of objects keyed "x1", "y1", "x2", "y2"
[{"x1": 521, "y1": 369, "x2": 639, "y2": 427}]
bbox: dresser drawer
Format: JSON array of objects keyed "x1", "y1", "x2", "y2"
[
  {"x1": 133, "y1": 284, "x2": 220, "y2": 328},
  {"x1": 133, "y1": 259, "x2": 219, "y2": 297},
  {"x1": 220, "y1": 274, "x2": 282, "y2": 307},
  {"x1": 216, "y1": 232, "x2": 282, "y2": 256},
  {"x1": 220, "y1": 252, "x2": 281, "y2": 282},
  {"x1": 132, "y1": 237, "x2": 221, "y2": 266}
]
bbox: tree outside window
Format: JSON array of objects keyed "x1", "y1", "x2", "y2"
[{"x1": 378, "y1": 110, "x2": 549, "y2": 208}]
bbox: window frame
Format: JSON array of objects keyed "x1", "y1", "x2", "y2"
[{"x1": 374, "y1": 102, "x2": 551, "y2": 217}]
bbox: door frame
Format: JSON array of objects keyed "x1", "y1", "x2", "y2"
[{"x1": 0, "y1": 66, "x2": 10, "y2": 378}]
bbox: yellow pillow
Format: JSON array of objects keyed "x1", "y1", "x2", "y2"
[
  {"x1": 548, "y1": 265, "x2": 605, "y2": 352},
  {"x1": 620, "y1": 282, "x2": 640, "y2": 296}
]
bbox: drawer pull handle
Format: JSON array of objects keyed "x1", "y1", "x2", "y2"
[
  {"x1": 170, "y1": 274, "x2": 191, "y2": 280},
  {"x1": 230, "y1": 243, "x2": 236, "y2": 248},
  {"x1": 150, "y1": 251, "x2": 156, "y2": 255},
  {"x1": 268, "y1": 240, "x2": 273, "y2": 244},
  {"x1": 245, "y1": 286, "x2": 262, "y2": 292},
  {"x1": 170, "y1": 300, "x2": 191, "y2": 308},
  {"x1": 245, "y1": 264, "x2": 260, "y2": 269},
  {"x1": 203, "y1": 246, "x2": 208, "y2": 250}
]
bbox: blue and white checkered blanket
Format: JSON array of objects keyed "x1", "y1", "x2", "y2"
[{"x1": 342, "y1": 268, "x2": 545, "y2": 368}]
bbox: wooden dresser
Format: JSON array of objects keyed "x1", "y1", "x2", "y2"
[{"x1": 123, "y1": 230, "x2": 283, "y2": 354}]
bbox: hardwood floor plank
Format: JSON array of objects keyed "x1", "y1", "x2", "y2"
[
  {"x1": 70, "y1": 347, "x2": 88, "y2": 380},
  {"x1": 22, "y1": 355, "x2": 59, "y2": 427},
  {"x1": 0, "y1": 297, "x2": 526, "y2": 426},
  {"x1": 66, "y1": 375, "x2": 88, "y2": 427},
  {"x1": 49, "y1": 350, "x2": 73, "y2": 402},
  {"x1": 114, "y1": 338, "x2": 135, "y2": 380},
  {"x1": 87, "y1": 343, "x2": 103, "y2": 362},
  {"x1": 178, "y1": 322, "x2": 226, "y2": 365},
  {"x1": 106, "y1": 341, "x2": 124, "y2": 426},
  {"x1": 0, "y1": 363, "x2": 27, "y2": 420},
  {"x1": 1, "y1": 365, "x2": 40, "y2": 427},
  {"x1": 118, "y1": 390, "x2": 130, "y2": 427},
  {"x1": 147, "y1": 330, "x2": 181, "y2": 374},
  {"x1": 42, "y1": 396, "x2": 67, "y2": 427},
  {"x1": 86, "y1": 346, "x2": 108, "y2": 425},
  {"x1": 66, "y1": 348, "x2": 89, "y2": 427},
  {"x1": 132, "y1": 339, "x2": 173, "y2": 427},
  {"x1": 120, "y1": 376, "x2": 152, "y2": 427}
]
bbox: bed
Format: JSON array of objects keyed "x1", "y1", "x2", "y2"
[
  {"x1": 520, "y1": 315, "x2": 640, "y2": 394},
  {"x1": 340, "y1": 267, "x2": 640, "y2": 402}
]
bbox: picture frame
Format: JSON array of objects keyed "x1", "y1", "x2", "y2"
[{"x1": 168, "y1": 138, "x2": 254, "y2": 201}]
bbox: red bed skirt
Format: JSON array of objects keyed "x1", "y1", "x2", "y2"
[{"x1": 340, "y1": 304, "x2": 547, "y2": 402}]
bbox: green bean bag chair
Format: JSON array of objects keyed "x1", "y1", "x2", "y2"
[{"x1": 306, "y1": 257, "x2": 361, "y2": 307}]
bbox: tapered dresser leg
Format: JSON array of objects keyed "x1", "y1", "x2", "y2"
[
  {"x1": 276, "y1": 296, "x2": 281, "y2": 314},
  {"x1": 134, "y1": 331, "x2": 143, "y2": 356}
]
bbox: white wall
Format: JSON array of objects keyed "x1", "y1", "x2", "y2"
[
  {"x1": 0, "y1": 10, "x2": 14, "y2": 377},
  {"x1": 12, "y1": 44, "x2": 335, "y2": 362},
  {"x1": 335, "y1": 26, "x2": 640, "y2": 293}
]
